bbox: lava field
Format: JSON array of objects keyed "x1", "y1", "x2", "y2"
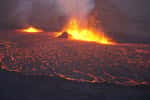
[{"x1": 0, "y1": 31, "x2": 150, "y2": 86}]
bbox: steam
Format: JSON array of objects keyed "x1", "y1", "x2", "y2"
[{"x1": 56, "y1": 0, "x2": 95, "y2": 20}]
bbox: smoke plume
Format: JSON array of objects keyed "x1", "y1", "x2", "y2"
[{"x1": 56, "y1": 0, "x2": 95, "y2": 20}]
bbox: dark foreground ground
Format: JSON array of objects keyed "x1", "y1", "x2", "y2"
[
  {"x1": 0, "y1": 69, "x2": 150, "y2": 100},
  {"x1": 0, "y1": 31, "x2": 150, "y2": 100}
]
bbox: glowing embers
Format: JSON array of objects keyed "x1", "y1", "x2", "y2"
[
  {"x1": 56, "y1": 18, "x2": 114, "y2": 44},
  {"x1": 17, "y1": 26, "x2": 43, "y2": 33}
]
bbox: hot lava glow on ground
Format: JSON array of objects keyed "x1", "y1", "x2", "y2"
[
  {"x1": 17, "y1": 26, "x2": 43, "y2": 33},
  {"x1": 0, "y1": 32, "x2": 150, "y2": 86},
  {"x1": 56, "y1": 18, "x2": 114, "y2": 45}
]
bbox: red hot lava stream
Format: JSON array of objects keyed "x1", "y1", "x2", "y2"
[{"x1": 0, "y1": 35, "x2": 149, "y2": 86}]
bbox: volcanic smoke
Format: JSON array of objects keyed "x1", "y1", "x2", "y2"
[
  {"x1": 56, "y1": 0, "x2": 94, "y2": 20},
  {"x1": 56, "y1": 0, "x2": 94, "y2": 28}
]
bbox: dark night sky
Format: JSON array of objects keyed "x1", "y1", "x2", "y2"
[
  {"x1": 110, "y1": 0, "x2": 150, "y2": 38},
  {"x1": 0, "y1": 0, "x2": 149, "y2": 39},
  {"x1": 110, "y1": 0, "x2": 150, "y2": 19}
]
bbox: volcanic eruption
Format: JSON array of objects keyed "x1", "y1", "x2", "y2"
[
  {"x1": 56, "y1": 18, "x2": 113, "y2": 44},
  {"x1": 17, "y1": 26, "x2": 43, "y2": 33},
  {"x1": 0, "y1": 0, "x2": 149, "y2": 87},
  {"x1": 55, "y1": 0, "x2": 114, "y2": 44}
]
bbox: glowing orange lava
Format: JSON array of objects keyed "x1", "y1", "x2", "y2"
[
  {"x1": 18, "y1": 26, "x2": 43, "y2": 33},
  {"x1": 56, "y1": 18, "x2": 114, "y2": 44}
]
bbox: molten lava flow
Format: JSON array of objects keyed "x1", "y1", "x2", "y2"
[
  {"x1": 18, "y1": 26, "x2": 43, "y2": 33},
  {"x1": 57, "y1": 18, "x2": 114, "y2": 44}
]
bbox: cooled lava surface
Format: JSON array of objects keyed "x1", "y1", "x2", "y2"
[{"x1": 0, "y1": 31, "x2": 150, "y2": 86}]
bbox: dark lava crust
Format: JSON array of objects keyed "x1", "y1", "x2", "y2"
[{"x1": 0, "y1": 31, "x2": 150, "y2": 86}]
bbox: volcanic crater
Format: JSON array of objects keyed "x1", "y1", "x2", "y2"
[{"x1": 0, "y1": 31, "x2": 150, "y2": 86}]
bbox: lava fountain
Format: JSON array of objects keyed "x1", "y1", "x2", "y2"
[
  {"x1": 17, "y1": 26, "x2": 43, "y2": 33},
  {"x1": 56, "y1": 18, "x2": 114, "y2": 44}
]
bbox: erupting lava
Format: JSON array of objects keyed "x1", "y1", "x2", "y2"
[
  {"x1": 57, "y1": 18, "x2": 114, "y2": 44},
  {"x1": 18, "y1": 26, "x2": 43, "y2": 33}
]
